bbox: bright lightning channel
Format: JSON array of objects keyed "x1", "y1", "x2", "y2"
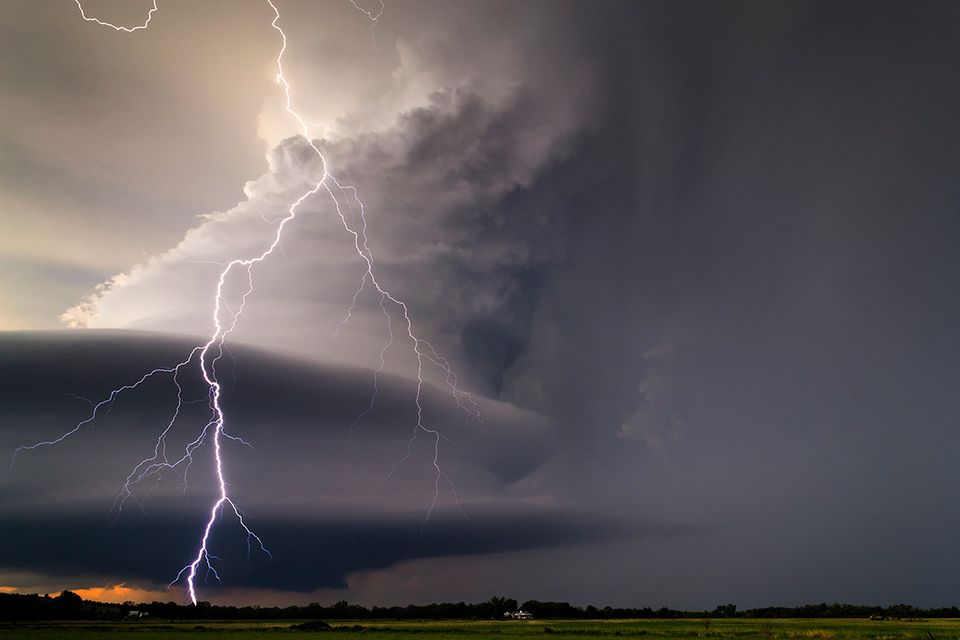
[
  {"x1": 349, "y1": 0, "x2": 385, "y2": 22},
  {"x1": 266, "y1": 0, "x2": 478, "y2": 526},
  {"x1": 73, "y1": 0, "x2": 157, "y2": 32},
  {"x1": 14, "y1": 0, "x2": 476, "y2": 605}
]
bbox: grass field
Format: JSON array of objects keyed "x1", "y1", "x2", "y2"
[{"x1": 3, "y1": 618, "x2": 960, "y2": 640}]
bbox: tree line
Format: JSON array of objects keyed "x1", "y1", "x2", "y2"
[{"x1": 2, "y1": 591, "x2": 959, "y2": 621}]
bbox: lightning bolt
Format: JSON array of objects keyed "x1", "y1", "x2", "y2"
[
  {"x1": 14, "y1": 0, "x2": 477, "y2": 604},
  {"x1": 349, "y1": 0, "x2": 385, "y2": 22},
  {"x1": 73, "y1": 0, "x2": 158, "y2": 32},
  {"x1": 266, "y1": 0, "x2": 478, "y2": 526}
]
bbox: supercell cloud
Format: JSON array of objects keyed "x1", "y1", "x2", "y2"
[{"x1": 3, "y1": 0, "x2": 960, "y2": 609}]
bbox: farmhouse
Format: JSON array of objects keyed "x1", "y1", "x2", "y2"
[{"x1": 505, "y1": 610, "x2": 533, "y2": 620}]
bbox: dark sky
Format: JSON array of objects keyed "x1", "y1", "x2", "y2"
[{"x1": 3, "y1": 0, "x2": 960, "y2": 609}]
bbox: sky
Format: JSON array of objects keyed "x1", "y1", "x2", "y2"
[{"x1": 2, "y1": 0, "x2": 960, "y2": 610}]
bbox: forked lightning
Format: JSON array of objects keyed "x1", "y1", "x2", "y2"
[{"x1": 15, "y1": 0, "x2": 476, "y2": 604}]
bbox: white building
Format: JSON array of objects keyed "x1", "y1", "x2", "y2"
[{"x1": 505, "y1": 610, "x2": 533, "y2": 620}]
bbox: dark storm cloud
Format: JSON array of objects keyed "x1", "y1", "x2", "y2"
[
  {"x1": 321, "y1": 87, "x2": 586, "y2": 391},
  {"x1": 7, "y1": 0, "x2": 960, "y2": 609},
  {"x1": 0, "y1": 333, "x2": 694, "y2": 593},
  {"x1": 0, "y1": 331, "x2": 553, "y2": 508},
  {"x1": 494, "y1": 0, "x2": 960, "y2": 607},
  {"x1": 201, "y1": 0, "x2": 960, "y2": 606},
  {"x1": 0, "y1": 505, "x2": 690, "y2": 592},
  {"x1": 502, "y1": 0, "x2": 960, "y2": 443}
]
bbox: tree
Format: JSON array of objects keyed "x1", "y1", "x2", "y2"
[
  {"x1": 713, "y1": 604, "x2": 737, "y2": 618},
  {"x1": 487, "y1": 596, "x2": 518, "y2": 618},
  {"x1": 56, "y1": 590, "x2": 83, "y2": 604}
]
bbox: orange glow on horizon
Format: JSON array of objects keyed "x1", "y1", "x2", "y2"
[
  {"x1": 68, "y1": 584, "x2": 170, "y2": 604},
  {"x1": 0, "y1": 583, "x2": 170, "y2": 603}
]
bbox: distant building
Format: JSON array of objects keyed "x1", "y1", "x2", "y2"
[
  {"x1": 127, "y1": 610, "x2": 147, "y2": 619},
  {"x1": 504, "y1": 610, "x2": 533, "y2": 620}
]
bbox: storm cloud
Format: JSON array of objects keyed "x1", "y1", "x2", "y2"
[
  {"x1": 0, "y1": 506, "x2": 685, "y2": 593},
  {"x1": 4, "y1": 0, "x2": 960, "y2": 610},
  {"x1": 0, "y1": 332, "x2": 672, "y2": 595}
]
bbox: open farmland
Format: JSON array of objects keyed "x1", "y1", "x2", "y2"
[{"x1": 4, "y1": 617, "x2": 960, "y2": 640}]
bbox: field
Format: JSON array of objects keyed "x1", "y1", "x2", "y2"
[{"x1": 3, "y1": 618, "x2": 959, "y2": 640}]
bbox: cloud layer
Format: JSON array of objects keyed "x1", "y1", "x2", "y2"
[
  {"x1": 7, "y1": 0, "x2": 960, "y2": 610},
  {"x1": 0, "y1": 331, "x2": 650, "y2": 596}
]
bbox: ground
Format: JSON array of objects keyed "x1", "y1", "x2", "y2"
[{"x1": 3, "y1": 617, "x2": 959, "y2": 640}]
